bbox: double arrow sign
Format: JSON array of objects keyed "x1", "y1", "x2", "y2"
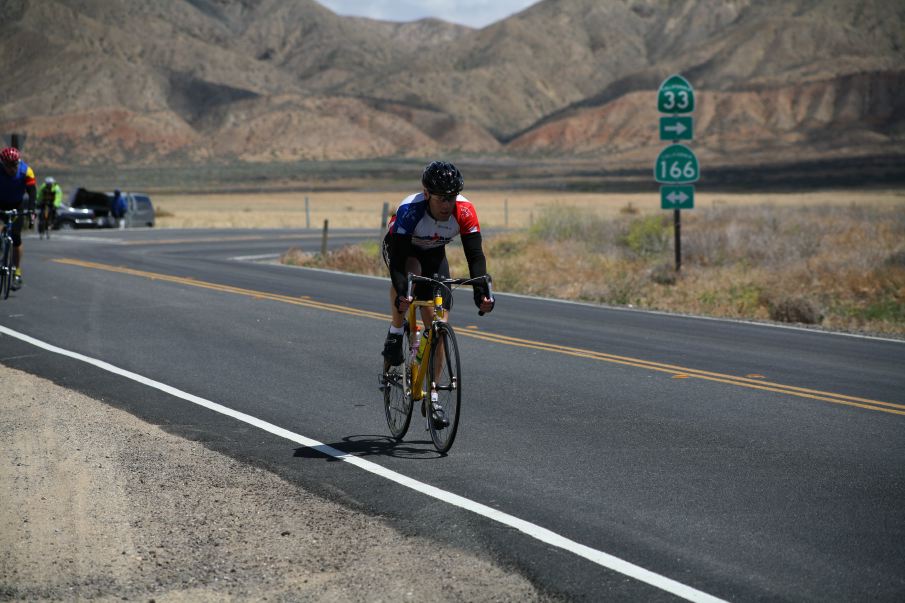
[{"x1": 660, "y1": 185, "x2": 694, "y2": 210}]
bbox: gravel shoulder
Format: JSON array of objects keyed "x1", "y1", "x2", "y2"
[{"x1": 0, "y1": 364, "x2": 549, "y2": 601}]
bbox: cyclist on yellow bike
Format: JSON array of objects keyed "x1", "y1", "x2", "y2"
[
  {"x1": 381, "y1": 161, "x2": 494, "y2": 365},
  {"x1": 0, "y1": 147, "x2": 36, "y2": 290}
]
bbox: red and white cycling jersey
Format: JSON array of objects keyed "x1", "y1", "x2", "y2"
[{"x1": 388, "y1": 192, "x2": 480, "y2": 250}]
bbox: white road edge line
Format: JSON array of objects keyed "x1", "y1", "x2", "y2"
[
  {"x1": 0, "y1": 323, "x2": 726, "y2": 603},
  {"x1": 229, "y1": 253, "x2": 283, "y2": 261}
]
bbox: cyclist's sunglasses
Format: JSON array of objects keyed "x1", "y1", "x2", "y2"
[{"x1": 429, "y1": 192, "x2": 457, "y2": 203}]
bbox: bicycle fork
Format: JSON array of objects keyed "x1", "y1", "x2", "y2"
[{"x1": 411, "y1": 327, "x2": 431, "y2": 402}]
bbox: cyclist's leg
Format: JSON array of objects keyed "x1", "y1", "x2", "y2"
[
  {"x1": 389, "y1": 255, "x2": 423, "y2": 329},
  {"x1": 383, "y1": 255, "x2": 423, "y2": 365},
  {"x1": 11, "y1": 218, "x2": 23, "y2": 281}
]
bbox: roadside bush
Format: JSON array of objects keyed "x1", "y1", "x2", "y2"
[
  {"x1": 530, "y1": 205, "x2": 615, "y2": 240},
  {"x1": 768, "y1": 296, "x2": 824, "y2": 324},
  {"x1": 649, "y1": 263, "x2": 677, "y2": 285},
  {"x1": 885, "y1": 250, "x2": 905, "y2": 267},
  {"x1": 620, "y1": 215, "x2": 671, "y2": 258}
]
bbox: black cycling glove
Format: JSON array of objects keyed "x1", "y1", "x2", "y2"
[{"x1": 473, "y1": 285, "x2": 494, "y2": 313}]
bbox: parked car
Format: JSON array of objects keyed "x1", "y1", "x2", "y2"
[
  {"x1": 55, "y1": 188, "x2": 155, "y2": 229},
  {"x1": 53, "y1": 203, "x2": 97, "y2": 230}
]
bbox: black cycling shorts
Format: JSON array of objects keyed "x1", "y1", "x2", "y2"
[{"x1": 383, "y1": 233, "x2": 450, "y2": 303}]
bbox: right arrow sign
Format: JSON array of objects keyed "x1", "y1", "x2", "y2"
[
  {"x1": 659, "y1": 116, "x2": 693, "y2": 141},
  {"x1": 660, "y1": 185, "x2": 695, "y2": 209}
]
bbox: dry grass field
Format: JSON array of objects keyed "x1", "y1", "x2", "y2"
[
  {"x1": 152, "y1": 189, "x2": 905, "y2": 230},
  {"x1": 153, "y1": 188, "x2": 904, "y2": 337},
  {"x1": 468, "y1": 201, "x2": 905, "y2": 337}
]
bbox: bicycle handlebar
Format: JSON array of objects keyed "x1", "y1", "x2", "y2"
[{"x1": 405, "y1": 273, "x2": 494, "y2": 315}]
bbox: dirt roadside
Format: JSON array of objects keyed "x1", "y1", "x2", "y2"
[{"x1": 0, "y1": 364, "x2": 551, "y2": 601}]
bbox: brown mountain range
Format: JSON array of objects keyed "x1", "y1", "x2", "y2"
[{"x1": 1, "y1": 0, "x2": 903, "y2": 170}]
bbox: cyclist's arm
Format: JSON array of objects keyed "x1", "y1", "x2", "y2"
[
  {"x1": 22, "y1": 167, "x2": 36, "y2": 213},
  {"x1": 387, "y1": 231, "x2": 414, "y2": 299},
  {"x1": 461, "y1": 232, "x2": 491, "y2": 306},
  {"x1": 24, "y1": 184, "x2": 36, "y2": 214},
  {"x1": 53, "y1": 185, "x2": 62, "y2": 207}
]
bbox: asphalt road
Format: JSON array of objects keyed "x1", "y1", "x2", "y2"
[{"x1": 2, "y1": 227, "x2": 904, "y2": 601}]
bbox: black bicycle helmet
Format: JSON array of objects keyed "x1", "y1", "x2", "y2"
[{"x1": 421, "y1": 161, "x2": 464, "y2": 195}]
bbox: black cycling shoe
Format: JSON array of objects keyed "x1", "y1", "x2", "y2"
[
  {"x1": 10, "y1": 274, "x2": 22, "y2": 291},
  {"x1": 381, "y1": 332, "x2": 404, "y2": 366},
  {"x1": 430, "y1": 404, "x2": 449, "y2": 429}
]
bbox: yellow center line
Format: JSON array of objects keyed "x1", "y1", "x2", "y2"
[
  {"x1": 464, "y1": 330, "x2": 905, "y2": 411},
  {"x1": 53, "y1": 258, "x2": 904, "y2": 417}
]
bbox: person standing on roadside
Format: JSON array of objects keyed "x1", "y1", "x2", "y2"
[
  {"x1": 113, "y1": 189, "x2": 127, "y2": 229},
  {"x1": 0, "y1": 147, "x2": 36, "y2": 290}
]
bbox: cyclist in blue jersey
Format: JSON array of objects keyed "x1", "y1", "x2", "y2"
[
  {"x1": 381, "y1": 161, "x2": 494, "y2": 365},
  {"x1": 0, "y1": 148, "x2": 37, "y2": 290}
]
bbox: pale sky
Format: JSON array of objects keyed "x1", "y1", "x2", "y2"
[{"x1": 314, "y1": 0, "x2": 541, "y2": 29}]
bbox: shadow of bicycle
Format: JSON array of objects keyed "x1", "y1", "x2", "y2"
[{"x1": 293, "y1": 433, "x2": 445, "y2": 461}]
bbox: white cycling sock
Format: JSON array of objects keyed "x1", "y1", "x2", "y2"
[{"x1": 389, "y1": 325, "x2": 404, "y2": 335}]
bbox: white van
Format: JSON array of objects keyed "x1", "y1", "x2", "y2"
[{"x1": 125, "y1": 193, "x2": 155, "y2": 228}]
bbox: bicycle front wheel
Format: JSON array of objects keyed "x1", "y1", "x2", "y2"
[
  {"x1": 0, "y1": 237, "x2": 10, "y2": 300},
  {"x1": 383, "y1": 323, "x2": 414, "y2": 440},
  {"x1": 427, "y1": 322, "x2": 462, "y2": 453}
]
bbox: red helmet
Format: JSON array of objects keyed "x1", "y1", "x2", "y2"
[{"x1": 0, "y1": 147, "x2": 20, "y2": 167}]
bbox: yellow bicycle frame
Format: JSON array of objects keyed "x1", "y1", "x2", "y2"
[{"x1": 407, "y1": 291, "x2": 446, "y2": 401}]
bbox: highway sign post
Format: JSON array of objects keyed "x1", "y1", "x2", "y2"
[
  {"x1": 655, "y1": 74, "x2": 696, "y2": 272},
  {"x1": 3, "y1": 133, "x2": 26, "y2": 149}
]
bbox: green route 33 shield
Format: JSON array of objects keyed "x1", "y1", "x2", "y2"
[
  {"x1": 657, "y1": 74, "x2": 695, "y2": 114},
  {"x1": 654, "y1": 144, "x2": 699, "y2": 184}
]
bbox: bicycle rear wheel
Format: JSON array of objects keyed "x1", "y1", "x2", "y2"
[
  {"x1": 383, "y1": 323, "x2": 414, "y2": 440},
  {"x1": 39, "y1": 210, "x2": 50, "y2": 239},
  {"x1": 427, "y1": 322, "x2": 462, "y2": 453}
]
